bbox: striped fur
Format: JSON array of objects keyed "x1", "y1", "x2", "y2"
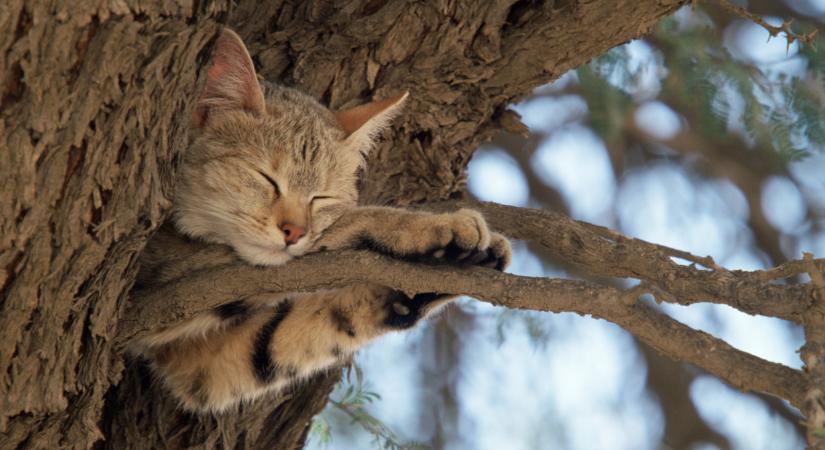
[{"x1": 136, "y1": 286, "x2": 461, "y2": 412}]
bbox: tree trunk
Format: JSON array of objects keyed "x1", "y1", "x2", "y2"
[{"x1": 0, "y1": 1, "x2": 686, "y2": 448}]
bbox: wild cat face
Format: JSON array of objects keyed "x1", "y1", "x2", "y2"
[{"x1": 174, "y1": 29, "x2": 405, "y2": 265}]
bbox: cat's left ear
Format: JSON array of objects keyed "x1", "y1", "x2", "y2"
[
  {"x1": 335, "y1": 92, "x2": 408, "y2": 155},
  {"x1": 192, "y1": 28, "x2": 266, "y2": 128}
]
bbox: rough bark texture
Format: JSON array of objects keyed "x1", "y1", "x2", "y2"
[
  {"x1": 100, "y1": 359, "x2": 340, "y2": 450},
  {"x1": 802, "y1": 253, "x2": 825, "y2": 449},
  {"x1": 0, "y1": 2, "x2": 223, "y2": 448},
  {"x1": 1, "y1": 0, "x2": 688, "y2": 448}
]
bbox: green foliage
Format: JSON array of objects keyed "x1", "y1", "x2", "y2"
[
  {"x1": 310, "y1": 366, "x2": 431, "y2": 450},
  {"x1": 789, "y1": 79, "x2": 825, "y2": 153},
  {"x1": 577, "y1": 52, "x2": 634, "y2": 147},
  {"x1": 310, "y1": 415, "x2": 333, "y2": 447},
  {"x1": 581, "y1": 10, "x2": 824, "y2": 168},
  {"x1": 655, "y1": 14, "x2": 822, "y2": 163}
]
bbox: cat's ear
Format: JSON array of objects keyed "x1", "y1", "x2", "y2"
[
  {"x1": 335, "y1": 92, "x2": 408, "y2": 154},
  {"x1": 192, "y1": 29, "x2": 266, "y2": 128}
]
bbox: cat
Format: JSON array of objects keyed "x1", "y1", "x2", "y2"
[{"x1": 131, "y1": 28, "x2": 512, "y2": 413}]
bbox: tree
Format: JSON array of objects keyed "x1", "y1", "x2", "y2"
[{"x1": 1, "y1": 0, "x2": 822, "y2": 449}]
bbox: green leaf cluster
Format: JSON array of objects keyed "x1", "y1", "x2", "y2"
[
  {"x1": 581, "y1": 11, "x2": 824, "y2": 167},
  {"x1": 310, "y1": 367, "x2": 430, "y2": 450}
]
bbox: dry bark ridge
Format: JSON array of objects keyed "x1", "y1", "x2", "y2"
[
  {"x1": 802, "y1": 253, "x2": 825, "y2": 448},
  {"x1": 7, "y1": 0, "x2": 819, "y2": 449}
]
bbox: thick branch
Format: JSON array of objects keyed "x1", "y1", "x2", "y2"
[
  {"x1": 454, "y1": 201, "x2": 817, "y2": 323},
  {"x1": 122, "y1": 247, "x2": 806, "y2": 409}
]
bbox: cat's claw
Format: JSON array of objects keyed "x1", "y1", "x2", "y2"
[
  {"x1": 415, "y1": 210, "x2": 511, "y2": 271},
  {"x1": 482, "y1": 232, "x2": 512, "y2": 270},
  {"x1": 430, "y1": 231, "x2": 510, "y2": 270}
]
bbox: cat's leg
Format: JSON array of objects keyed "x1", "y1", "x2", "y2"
[
  {"x1": 312, "y1": 206, "x2": 512, "y2": 270},
  {"x1": 132, "y1": 284, "x2": 452, "y2": 413}
]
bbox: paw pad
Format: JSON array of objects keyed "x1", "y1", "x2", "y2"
[{"x1": 392, "y1": 302, "x2": 411, "y2": 316}]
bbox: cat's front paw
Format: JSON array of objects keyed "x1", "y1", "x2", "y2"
[
  {"x1": 476, "y1": 232, "x2": 512, "y2": 271},
  {"x1": 429, "y1": 230, "x2": 511, "y2": 271},
  {"x1": 403, "y1": 209, "x2": 511, "y2": 271},
  {"x1": 422, "y1": 208, "x2": 490, "y2": 259}
]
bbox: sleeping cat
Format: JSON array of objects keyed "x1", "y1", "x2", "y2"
[{"x1": 131, "y1": 28, "x2": 512, "y2": 413}]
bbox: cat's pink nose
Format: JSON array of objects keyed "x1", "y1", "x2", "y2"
[{"x1": 281, "y1": 223, "x2": 305, "y2": 245}]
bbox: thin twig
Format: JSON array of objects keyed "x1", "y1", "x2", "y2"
[
  {"x1": 805, "y1": 252, "x2": 825, "y2": 305},
  {"x1": 713, "y1": 0, "x2": 818, "y2": 49},
  {"x1": 759, "y1": 258, "x2": 825, "y2": 282},
  {"x1": 578, "y1": 221, "x2": 723, "y2": 270}
]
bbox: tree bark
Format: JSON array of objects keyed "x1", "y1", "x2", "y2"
[
  {"x1": 0, "y1": 2, "x2": 222, "y2": 448},
  {"x1": 1, "y1": 1, "x2": 687, "y2": 448}
]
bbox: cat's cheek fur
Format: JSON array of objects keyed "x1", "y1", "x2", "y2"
[
  {"x1": 284, "y1": 237, "x2": 313, "y2": 258},
  {"x1": 233, "y1": 242, "x2": 293, "y2": 266},
  {"x1": 232, "y1": 233, "x2": 314, "y2": 266}
]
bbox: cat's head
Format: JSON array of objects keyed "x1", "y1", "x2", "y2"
[{"x1": 174, "y1": 29, "x2": 406, "y2": 265}]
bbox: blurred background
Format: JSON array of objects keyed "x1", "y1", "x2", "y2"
[{"x1": 307, "y1": 1, "x2": 825, "y2": 449}]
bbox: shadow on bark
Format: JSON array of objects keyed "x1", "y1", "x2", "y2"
[{"x1": 100, "y1": 358, "x2": 339, "y2": 450}]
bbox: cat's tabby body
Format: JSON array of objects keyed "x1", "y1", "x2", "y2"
[{"x1": 132, "y1": 29, "x2": 511, "y2": 412}]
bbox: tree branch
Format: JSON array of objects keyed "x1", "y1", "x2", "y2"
[
  {"x1": 440, "y1": 201, "x2": 817, "y2": 323},
  {"x1": 122, "y1": 196, "x2": 817, "y2": 412},
  {"x1": 122, "y1": 247, "x2": 805, "y2": 409},
  {"x1": 710, "y1": 0, "x2": 818, "y2": 49},
  {"x1": 801, "y1": 252, "x2": 825, "y2": 446}
]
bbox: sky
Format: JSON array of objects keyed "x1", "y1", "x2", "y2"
[{"x1": 306, "y1": 3, "x2": 824, "y2": 449}]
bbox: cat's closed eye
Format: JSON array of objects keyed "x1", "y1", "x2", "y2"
[
  {"x1": 257, "y1": 171, "x2": 280, "y2": 198},
  {"x1": 310, "y1": 195, "x2": 339, "y2": 209}
]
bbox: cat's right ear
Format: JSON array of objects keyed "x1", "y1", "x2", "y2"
[
  {"x1": 334, "y1": 92, "x2": 408, "y2": 157},
  {"x1": 192, "y1": 29, "x2": 266, "y2": 128}
]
